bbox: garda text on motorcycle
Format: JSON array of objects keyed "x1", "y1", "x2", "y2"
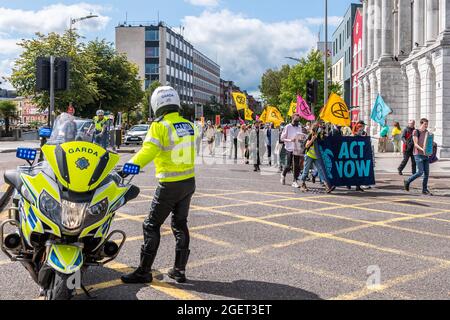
[{"x1": 0, "y1": 113, "x2": 140, "y2": 300}]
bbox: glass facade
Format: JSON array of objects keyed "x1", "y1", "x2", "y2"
[
  {"x1": 145, "y1": 30, "x2": 159, "y2": 41},
  {"x1": 145, "y1": 47, "x2": 159, "y2": 58},
  {"x1": 145, "y1": 63, "x2": 159, "y2": 74}
]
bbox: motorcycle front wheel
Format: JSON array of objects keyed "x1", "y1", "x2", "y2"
[{"x1": 45, "y1": 272, "x2": 75, "y2": 300}]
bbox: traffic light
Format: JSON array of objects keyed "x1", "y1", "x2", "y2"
[
  {"x1": 306, "y1": 79, "x2": 318, "y2": 105},
  {"x1": 55, "y1": 58, "x2": 70, "y2": 91},
  {"x1": 35, "y1": 57, "x2": 70, "y2": 92},
  {"x1": 36, "y1": 57, "x2": 51, "y2": 91}
]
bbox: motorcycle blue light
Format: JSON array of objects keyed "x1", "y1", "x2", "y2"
[
  {"x1": 123, "y1": 163, "x2": 140, "y2": 175},
  {"x1": 16, "y1": 148, "x2": 37, "y2": 161},
  {"x1": 38, "y1": 127, "x2": 52, "y2": 138}
]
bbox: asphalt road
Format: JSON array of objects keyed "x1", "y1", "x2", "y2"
[{"x1": 1, "y1": 143, "x2": 450, "y2": 300}]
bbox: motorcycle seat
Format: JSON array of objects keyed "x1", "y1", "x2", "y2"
[{"x1": 4, "y1": 170, "x2": 23, "y2": 191}]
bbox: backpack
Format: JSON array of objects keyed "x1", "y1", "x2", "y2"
[{"x1": 429, "y1": 143, "x2": 439, "y2": 164}]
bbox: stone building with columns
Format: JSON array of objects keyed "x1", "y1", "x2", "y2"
[{"x1": 359, "y1": 0, "x2": 450, "y2": 157}]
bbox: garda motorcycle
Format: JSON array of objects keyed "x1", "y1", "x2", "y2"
[{"x1": 0, "y1": 114, "x2": 140, "y2": 300}]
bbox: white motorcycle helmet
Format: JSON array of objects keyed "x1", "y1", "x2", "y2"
[
  {"x1": 151, "y1": 86, "x2": 181, "y2": 118},
  {"x1": 96, "y1": 109, "x2": 105, "y2": 116}
]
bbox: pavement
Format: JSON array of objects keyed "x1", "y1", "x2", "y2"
[{"x1": 1, "y1": 142, "x2": 450, "y2": 300}]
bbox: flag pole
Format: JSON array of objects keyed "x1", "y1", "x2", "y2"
[{"x1": 324, "y1": 0, "x2": 329, "y2": 106}]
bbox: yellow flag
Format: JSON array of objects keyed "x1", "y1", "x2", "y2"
[
  {"x1": 232, "y1": 92, "x2": 247, "y2": 111},
  {"x1": 266, "y1": 106, "x2": 284, "y2": 127},
  {"x1": 259, "y1": 109, "x2": 267, "y2": 123},
  {"x1": 288, "y1": 101, "x2": 297, "y2": 117},
  {"x1": 245, "y1": 107, "x2": 253, "y2": 121},
  {"x1": 320, "y1": 93, "x2": 351, "y2": 127}
]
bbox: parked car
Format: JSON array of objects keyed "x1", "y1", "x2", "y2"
[
  {"x1": 124, "y1": 124, "x2": 150, "y2": 145},
  {"x1": 74, "y1": 119, "x2": 95, "y2": 142}
]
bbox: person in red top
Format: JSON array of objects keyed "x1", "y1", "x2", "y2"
[{"x1": 223, "y1": 124, "x2": 230, "y2": 143}]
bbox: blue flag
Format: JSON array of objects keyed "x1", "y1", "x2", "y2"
[{"x1": 371, "y1": 95, "x2": 392, "y2": 126}]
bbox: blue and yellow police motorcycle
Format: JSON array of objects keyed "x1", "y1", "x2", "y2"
[{"x1": 0, "y1": 114, "x2": 140, "y2": 300}]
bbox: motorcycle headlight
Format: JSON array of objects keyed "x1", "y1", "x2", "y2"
[
  {"x1": 87, "y1": 198, "x2": 109, "y2": 216},
  {"x1": 61, "y1": 201, "x2": 87, "y2": 230},
  {"x1": 39, "y1": 191, "x2": 61, "y2": 220}
]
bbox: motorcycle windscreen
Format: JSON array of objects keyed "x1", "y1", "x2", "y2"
[{"x1": 42, "y1": 141, "x2": 120, "y2": 193}]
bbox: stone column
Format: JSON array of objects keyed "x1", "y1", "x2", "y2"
[
  {"x1": 413, "y1": 0, "x2": 425, "y2": 51},
  {"x1": 381, "y1": 0, "x2": 394, "y2": 60},
  {"x1": 439, "y1": 0, "x2": 450, "y2": 41},
  {"x1": 363, "y1": 0, "x2": 368, "y2": 68},
  {"x1": 426, "y1": 0, "x2": 439, "y2": 44},
  {"x1": 398, "y1": 0, "x2": 412, "y2": 57},
  {"x1": 373, "y1": 0, "x2": 382, "y2": 61},
  {"x1": 367, "y1": 0, "x2": 374, "y2": 64}
]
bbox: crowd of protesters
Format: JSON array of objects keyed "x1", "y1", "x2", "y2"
[{"x1": 194, "y1": 115, "x2": 437, "y2": 196}]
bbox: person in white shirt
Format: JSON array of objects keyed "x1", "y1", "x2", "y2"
[
  {"x1": 205, "y1": 121, "x2": 216, "y2": 155},
  {"x1": 280, "y1": 113, "x2": 306, "y2": 188}
]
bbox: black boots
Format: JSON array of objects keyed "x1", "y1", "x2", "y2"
[
  {"x1": 168, "y1": 249, "x2": 190, "y2": 283},
  {"x1": 121, "y1": 246, "x2": 157, "y2": 284}
]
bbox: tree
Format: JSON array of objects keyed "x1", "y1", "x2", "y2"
[
  {"x1": 9, "y1": 31, "x2": 144, "y2": 118},
  {"x1": 259, "y1": 65, "x2": 290, "y2": 107},
  {"x1": 83, "y1": 40, "x2": 143, "y2": 117},
  {"x1": 279, "y1": 50, "x2": 342, "y2": 117},
  {"x1": 141, "y1": 80, "x2": 162, "y2": 121},
  {"x1": 0, "y1": 100, "x2": 18, "y2": 134},
  {"x1": 10, "y1": 31, "x2": 98, "y2": 115}
]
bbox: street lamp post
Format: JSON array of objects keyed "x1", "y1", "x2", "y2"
[{"x1": 70, "y1": 14, "x2": 99, "y2": 32}]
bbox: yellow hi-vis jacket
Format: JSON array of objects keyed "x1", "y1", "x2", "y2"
[
  {"x1": 130, "y1": 112, "x2": 198, "y2": 183},
  {"x1": 93, "y1": 116, "x2": 109, "y2": 132}
]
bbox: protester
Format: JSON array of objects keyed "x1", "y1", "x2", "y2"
[
  {"x1": 391, "y1": 122, "x2": 402, "y2": 154},
  {"x1": 265, "y1": 123, "x2": 275, "y2": 166},
  {"x1": 194, "y1": 118, "x2": 203, "y2": 156},
  {"x1": 229, "y1": 124, "x2": 239, "y2": 160},
  {"x1": 299, "y1": 123, "x2": 332, "y2": 193},
  {"x1": 223, "y1": 124, "x2": 229, "y2": 143},
  {"x1": 280, "y1": 113, "x2": 305, "y2": 188},
  {"x1": 238, "y1": 125, "x2": 249, "y2": 161},
  {"x1": 398, "y1": 120, "x2": 417, "y2": 176},
  {"x1": 205, "y1": 121, "x2": 216, "y2": 155},
  {"x1": 249, "y1": 121, "x2": 266, "y2": 172},
  {"x1": 404, "y1": 118, "x2": 432, "y2": 196},
  {"x1": 277, "y1": 123, "x2": 287, "y2": 172},
  {"x1": 378, "y1": 124, "x2": 390, "y2": 153},
  {"x1": 215, "y1": 125, "x2": 223, "y2": 147},
  {"x1": 341, "y1": 126, "x2": 353, "y2": 136}
]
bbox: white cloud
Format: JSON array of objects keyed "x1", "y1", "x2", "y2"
[
  {"x1": 183, "y1": 10, "x2": 316, "y2": 92},
  {"x1": 0, "y1": 3, "x2": 110, "y2": 35},
  {"x1": 0, "y1": 58, "x2": 16, "y2": 89},
  {"x1": 0, "y1": 38, "x2": 22, "y2": 56},
  {"x1": 184, "y1": 0, "x2": 219, "y2": 7},
  {"x1": 304, "y1": 16, "x2": 343, "y2": 27}
]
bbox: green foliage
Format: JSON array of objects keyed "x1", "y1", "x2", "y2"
[
  {"x1": 259, "y1": 65, "x2": 290, "y2": 107},
  {"x1": 141, "y1": 80, "x2": 162, "y2": 120},
  {"x1": 9, "y1": 30, "x2": 144, "y2": 119},
  {"x1": 278, "y1": 50, "x2": 342, "y2": 117},
  {"x1": 0, "y1": 100, "x2": 18, "y2": 132}
]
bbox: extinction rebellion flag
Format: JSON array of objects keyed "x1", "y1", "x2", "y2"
[{"x1": 317, "y1": 135, "x2": 376, "y2": 187}]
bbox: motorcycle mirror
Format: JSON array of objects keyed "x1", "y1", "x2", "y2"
[{"x1": 122, "y1": 163, "x2": 140, "y2": 175}]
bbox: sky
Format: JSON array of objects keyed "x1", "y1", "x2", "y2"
[{"x1": 0, "y1": 0, "x2": 356, "y2": 95}]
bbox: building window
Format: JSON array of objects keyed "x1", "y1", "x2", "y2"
[
  {"x1": 145, "y1": 64, "x2": 159, "y2": 74},
  {"x1": 145, "y1": 47, "x2": 159, "y2": 58},
  {"x1": 145, "y1": 30, "x2": 159, "y2": 41}
]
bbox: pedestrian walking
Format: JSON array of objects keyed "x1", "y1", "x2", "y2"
[
  {"x1": 280, "y1": 113, "x2": 304, "y2": 188},
  {"x1": 404, "y1": 118, "x2": 433, "y2": 196},
  {"x1": 249, "y1": 121, "x2": 266, "y2": 172},
  {"x1": 215, "y1": 125, "x2": 223, "y2": 147},
  {"x1": 238, "y1": 124, "x2": 249, "y2": 161},
  {"x1": 194, "y1": 118, "x2": 203, "y2": 156},
  {"x1": 121, "y1": 86, "x2": 197, "y2": 284},
  {"x1": 265, "y1": 123, "x2": 274, "y2": 166},
  {"x1": 229, "y1": 124, "x2": 239, "y2": 160},
  {"x1": 205, "y1": 121, "x2": 216, "y2": 155},
  {"x1": 391, "y1": 122, "x2": 402, "y2": 154},
  {"x1": 276, "y1": 123, "x2": 287, "y2": 172},
  {"x1": 300, "y1": 123, "x2": 333, "y2": 193},
  {"x1": 378, "y1": 124, "x2": 389, "y2": 153},
  {"x1": 398, "y1": 120, "x2": 417, "y2": 176}
]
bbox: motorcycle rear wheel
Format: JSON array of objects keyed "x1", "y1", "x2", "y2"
[{"x1": 45, "y1": 272, "x2": 75, "y2": 300}]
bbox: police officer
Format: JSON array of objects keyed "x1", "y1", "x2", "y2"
[
  {"x1": 93, "y1": 109, "x2": 109, "y2": 148},
  {"x1": 121, "y1": 86, "x2": 197, "y2": 284}
]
